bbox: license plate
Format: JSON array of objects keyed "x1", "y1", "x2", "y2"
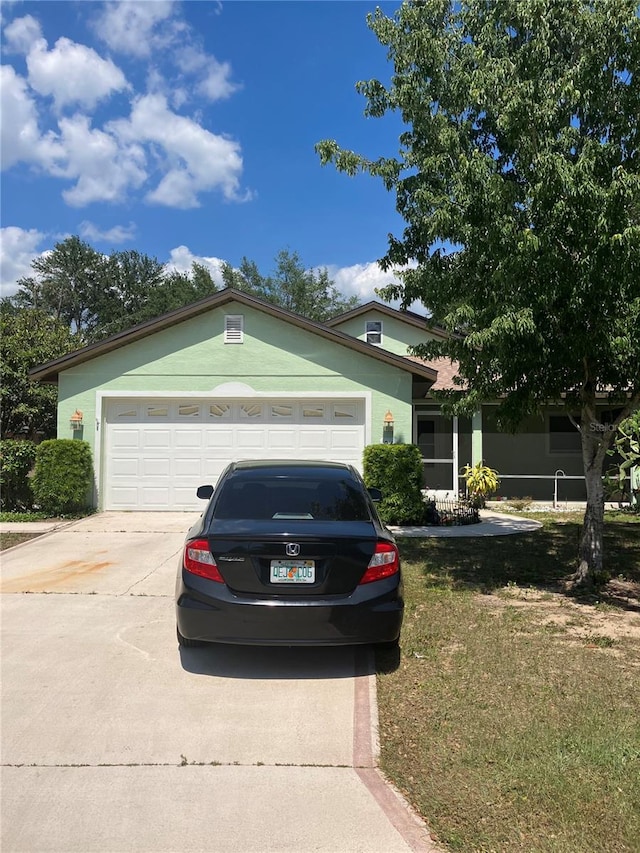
[{"x1": 270, "y1": 560, "x2": 315, "y2": 584}]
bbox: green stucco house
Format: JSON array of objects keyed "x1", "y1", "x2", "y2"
[{"x1": 31, "y1": 287, "x2": 600, "y2": 510}]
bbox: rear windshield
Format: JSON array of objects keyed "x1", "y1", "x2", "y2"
[{"x1": 213, "y1": 477, "x2": 371, "y2": 522}]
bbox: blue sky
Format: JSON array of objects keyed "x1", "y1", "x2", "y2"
[{"x1": 1, "y1": 0, "x2": 409, "y2": 303}]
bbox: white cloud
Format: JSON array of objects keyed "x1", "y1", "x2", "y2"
[
  {"x1": 95, "y1": 1, "x2": 237, "y2": 105},
  {"x1": 94, "y1": 0, "x2": 177, "y2": 58},
  {"x1": 26, "y1": 35, "x2": 129, "y2": 111},
  {"x1": 1, "y1": 4, "x2": 246, "y2": 210},
  {"x1": 0, "y1": 65, "x2": 43, "y2": 168},
  {"x1": 110, "y1": 94, "x2": 245, "y2": 207},
  {"x1": 326, "y1": 260, "x2": 425, "y2": 313},
  {"x1": 3, "y1": 14, "x2": 42, "y2": 54},
  {"x1": 165, "y1": 245, "x2": 226, "y2": 286},
  {"x1": 0, "y1": 226, "x2": 45, "y2": 296},
  {"x1": 52, "y1": 114, "x2": 147, "y2": 206},
  {"x1": 328, "y1": 261, "x2": 402, "y2": 303},
  {"x1": 175, "y1": 46, "x2": 238, "y2": 102},
  {"x1": 78, "y1": 221, "x2": 136, "y2": 244}
]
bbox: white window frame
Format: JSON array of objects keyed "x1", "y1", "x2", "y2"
[
  {"x1": 365, "y1": 320, "x2": 383, "y2": 345},
  {"x1": 224, "y1": 314, "x2": 244, "y2": 344}
]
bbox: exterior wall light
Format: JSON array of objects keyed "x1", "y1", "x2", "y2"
[
  {"x1": 70, "y1": 409, "x2": 84, "y2": 431},
  {"x1": 383, "y1": 410, "x2": 394, "y2": 444}
]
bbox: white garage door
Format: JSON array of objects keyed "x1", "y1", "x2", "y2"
[{"x1": 103, "y1": 397, "x2": 366, "y2": 510}]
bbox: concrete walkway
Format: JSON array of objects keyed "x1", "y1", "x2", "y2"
[
  {"x1": 388, "y1": 510, "x2": 542, "y2": 537},
  {"x1": 0, "y1": 509, "x2": 541, "y2": 537}
]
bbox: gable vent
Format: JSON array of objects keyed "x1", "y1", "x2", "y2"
[{"x1": 224, "y1": 314, "x2": 244, "y2": 344}]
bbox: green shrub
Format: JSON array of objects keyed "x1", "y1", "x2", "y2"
[
  {"x1": 363, "y1": 443, "x2": 426, "y2": 525},
  {"x1": 0, "y1": 439, "x2": 37, "y2": 511},
  {"x1": 31, "y1": 439, "x2": 94, "y2": 516}
]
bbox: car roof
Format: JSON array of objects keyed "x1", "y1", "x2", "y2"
[{"x1": 228, "y1": 460, "x2": 356, "y2": 479}]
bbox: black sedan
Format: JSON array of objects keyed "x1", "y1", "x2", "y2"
[{"x1": 175, "y1": 460, "x2": 403, "y2": 648}]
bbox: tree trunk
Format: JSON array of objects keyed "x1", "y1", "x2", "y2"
[{"x1": 571, "y1": 411, "x2": 609, "y2": 589}]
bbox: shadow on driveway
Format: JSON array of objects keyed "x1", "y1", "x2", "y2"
[{"x1": 179, "y1": 642, "x2": 375, "y2": 679}]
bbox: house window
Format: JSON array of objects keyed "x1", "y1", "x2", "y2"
[
  {"x1": 178, "y1": 404, "x2": 200, "y2": 417},
  {"x1": 271, "y1": 405, "x2": 293, "y2": 418},
  {"x1": 303, "y1": 405, "x2": 325, "y2": 419},
  {"x1": 147, "y1": 406, "x2": 168, "y2": 418},
  {"x1": 224, "y1": 315, "x2": 244, "y2": 344},
  {"x1": 365, "y1": 320, "x2": 382, "y2": 345},
  {"x1": 209, "y1": 403, "x2": 230, "y2": 418},
  {"x1": 240, "y1": 403, "x2": 262, "y2": 418},
  {"x1": 333, "y1": 404, "x2": 356, "y2": 420},
  {"x1": 548, "y1": 415, "x2": 581, "y2": 454}
]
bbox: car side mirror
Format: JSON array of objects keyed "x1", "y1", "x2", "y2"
[
  {"x1": 368, "y1": 487, "x2": 382, "y2": 502},
  {"x1": 196, "y1": 485, "x2": 214, "y2": 500}
]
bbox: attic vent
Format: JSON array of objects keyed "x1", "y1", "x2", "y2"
[{"x1": 224, "y1": 314, "x2": 244, "y2": 344}]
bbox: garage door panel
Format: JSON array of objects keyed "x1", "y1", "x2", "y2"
[
  {"x1": 109, "y1": 487, "x2": 139, "y2": 507},
  {"x1": 105, "y1": 398, "x2": 365, "y2": 510},
  {"x1": 236, "y1": 430, "x2": 266, "y2": 450},
  {"x1": 267, "y1": 429, "x2": 296, "y2": 449},
  {"x1": 330, "y1": 431, "x2": 362, "y2": 450},
  {"x1": 110, "y1": 429, "x2": 140, "y2": 449},
  {"x1": 111, "y1": 457, "x2": 140, "y2": 476},
  {"x1": 173, "y1": 457, "x2": 202, "y2": 477},
  {"x1": 142, "y1": 458, "x2": 171, "y2": 476},
  {"x1": 173, "y1": 486, "x2": 204, "y2": 507},
  {"x1": 205, "y1": 429, "x2": 234, "y2": 448},
  {"x1": 141, "y1": 487, "x2": 171, "y2": 506},
  {"x1": 175, "y1": 430, "x2": 202, "y2": 449},
  {"x1": 142, "y1": 430, "x2": 171, "y2": 449}
]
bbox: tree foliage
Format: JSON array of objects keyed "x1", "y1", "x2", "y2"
[
  {"x1": 12, "y1": 236, "x2": 108, "y2": 339},
  {"x1": 11, "y1": 239, "x2": 354, "y2": 339},
  {"x1": 0, "y1": 303, "x2": 80, "y2": 438},
  {"x1": 317, "y1": 0, "x2": 640, "y2": 584},
  {"x1": 221, "y1": 249, "x2": 358, "y2": 321},
  {"x1": 10, "y1": 237, "x2": 220, "y2": 343}
]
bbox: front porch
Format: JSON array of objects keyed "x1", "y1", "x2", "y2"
[{"x1": 412, "y1": 404, "x2": 612, "y2": 503}]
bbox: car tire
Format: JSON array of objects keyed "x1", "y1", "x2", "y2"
[{"x1": 176, "y1": 626, "x2": 204, "y2": 648}]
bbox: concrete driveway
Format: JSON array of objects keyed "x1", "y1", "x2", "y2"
[{"x1": 1, "y1": 513, "x2": 435, "y2": 853}]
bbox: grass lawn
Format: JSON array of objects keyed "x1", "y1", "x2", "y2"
[
  {"x1": 377, "y1": 512, "x2": 640, "y2": 853},
  {"x1": 0, "y1": 531, "x2": 44, "y2": 550}
]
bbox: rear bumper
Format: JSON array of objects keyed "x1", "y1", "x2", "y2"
[{"x1": 176, "y1": 571, "x2": 403, "y2": 646}]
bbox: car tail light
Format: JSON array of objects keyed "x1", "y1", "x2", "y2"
[
  {"x1": 359, "y1": 541, "x2": 400, "y2": 584},
  {"x1": 184, "y1": 539, "x2": 224, "y2": 582}
]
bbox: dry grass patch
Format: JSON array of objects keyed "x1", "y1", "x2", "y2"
[
  {"x1": 376, "y1": 513, "x2": 640, "y2": 852},
  {"x1": 0, "y1": 531, "x2": 43, "y2": 551}
]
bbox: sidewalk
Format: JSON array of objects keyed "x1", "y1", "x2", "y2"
[
  {"x1": 1, "y1": 510, "x2": 541, "y2": 538},
  {"x1": 388, "y1": 510, "x2": 542, "y2": 537}
]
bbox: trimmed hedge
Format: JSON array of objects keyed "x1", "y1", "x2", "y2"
[
  {"x1": 363, "y1": 443, "x2": 426, "y2": 525},
  {"x1": 31, "y1": 439, "x2": 94, "y2": 516},
  {"x1": 0, "y1": 439, "x2": 37, "y2": 511}
]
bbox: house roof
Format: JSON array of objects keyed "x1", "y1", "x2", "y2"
[
  {"x1": 405, "y1": 356, "x2": 464, "y2": 392},
  {"x1": 327, "y1": 300, "x2": 451, "y2": 341},
  {"x1": 29, "y1": 288, "x2": 439, "y2": 385}
]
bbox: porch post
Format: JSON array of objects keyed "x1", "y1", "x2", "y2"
[
  {"x1": 471, "y1": 409, "x2": 483, "y2": 466},
  {"x1": 452, "y1": 415, "x2": 459, "y2": 494}
]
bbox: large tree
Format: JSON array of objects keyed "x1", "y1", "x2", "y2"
[
  {"x1": 12, "y1": 236, "x2": 110, "y2": 341},
  {"x1": 221, "y1": 249, "x2": 358, "y2": 321},
  {"x1": 317, "y1": 0, "x2": 640, "y2": 586},
  {"x1": 11, "y1": 238, "x2": 220, "y2": 342},
  {"x1": 0, "y1": 303, "x2": 80, "y2": 438}
]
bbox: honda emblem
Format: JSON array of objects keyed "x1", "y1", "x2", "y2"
[{"x1": 285, "y1": 543, "x2": 301, "y2": 557}]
